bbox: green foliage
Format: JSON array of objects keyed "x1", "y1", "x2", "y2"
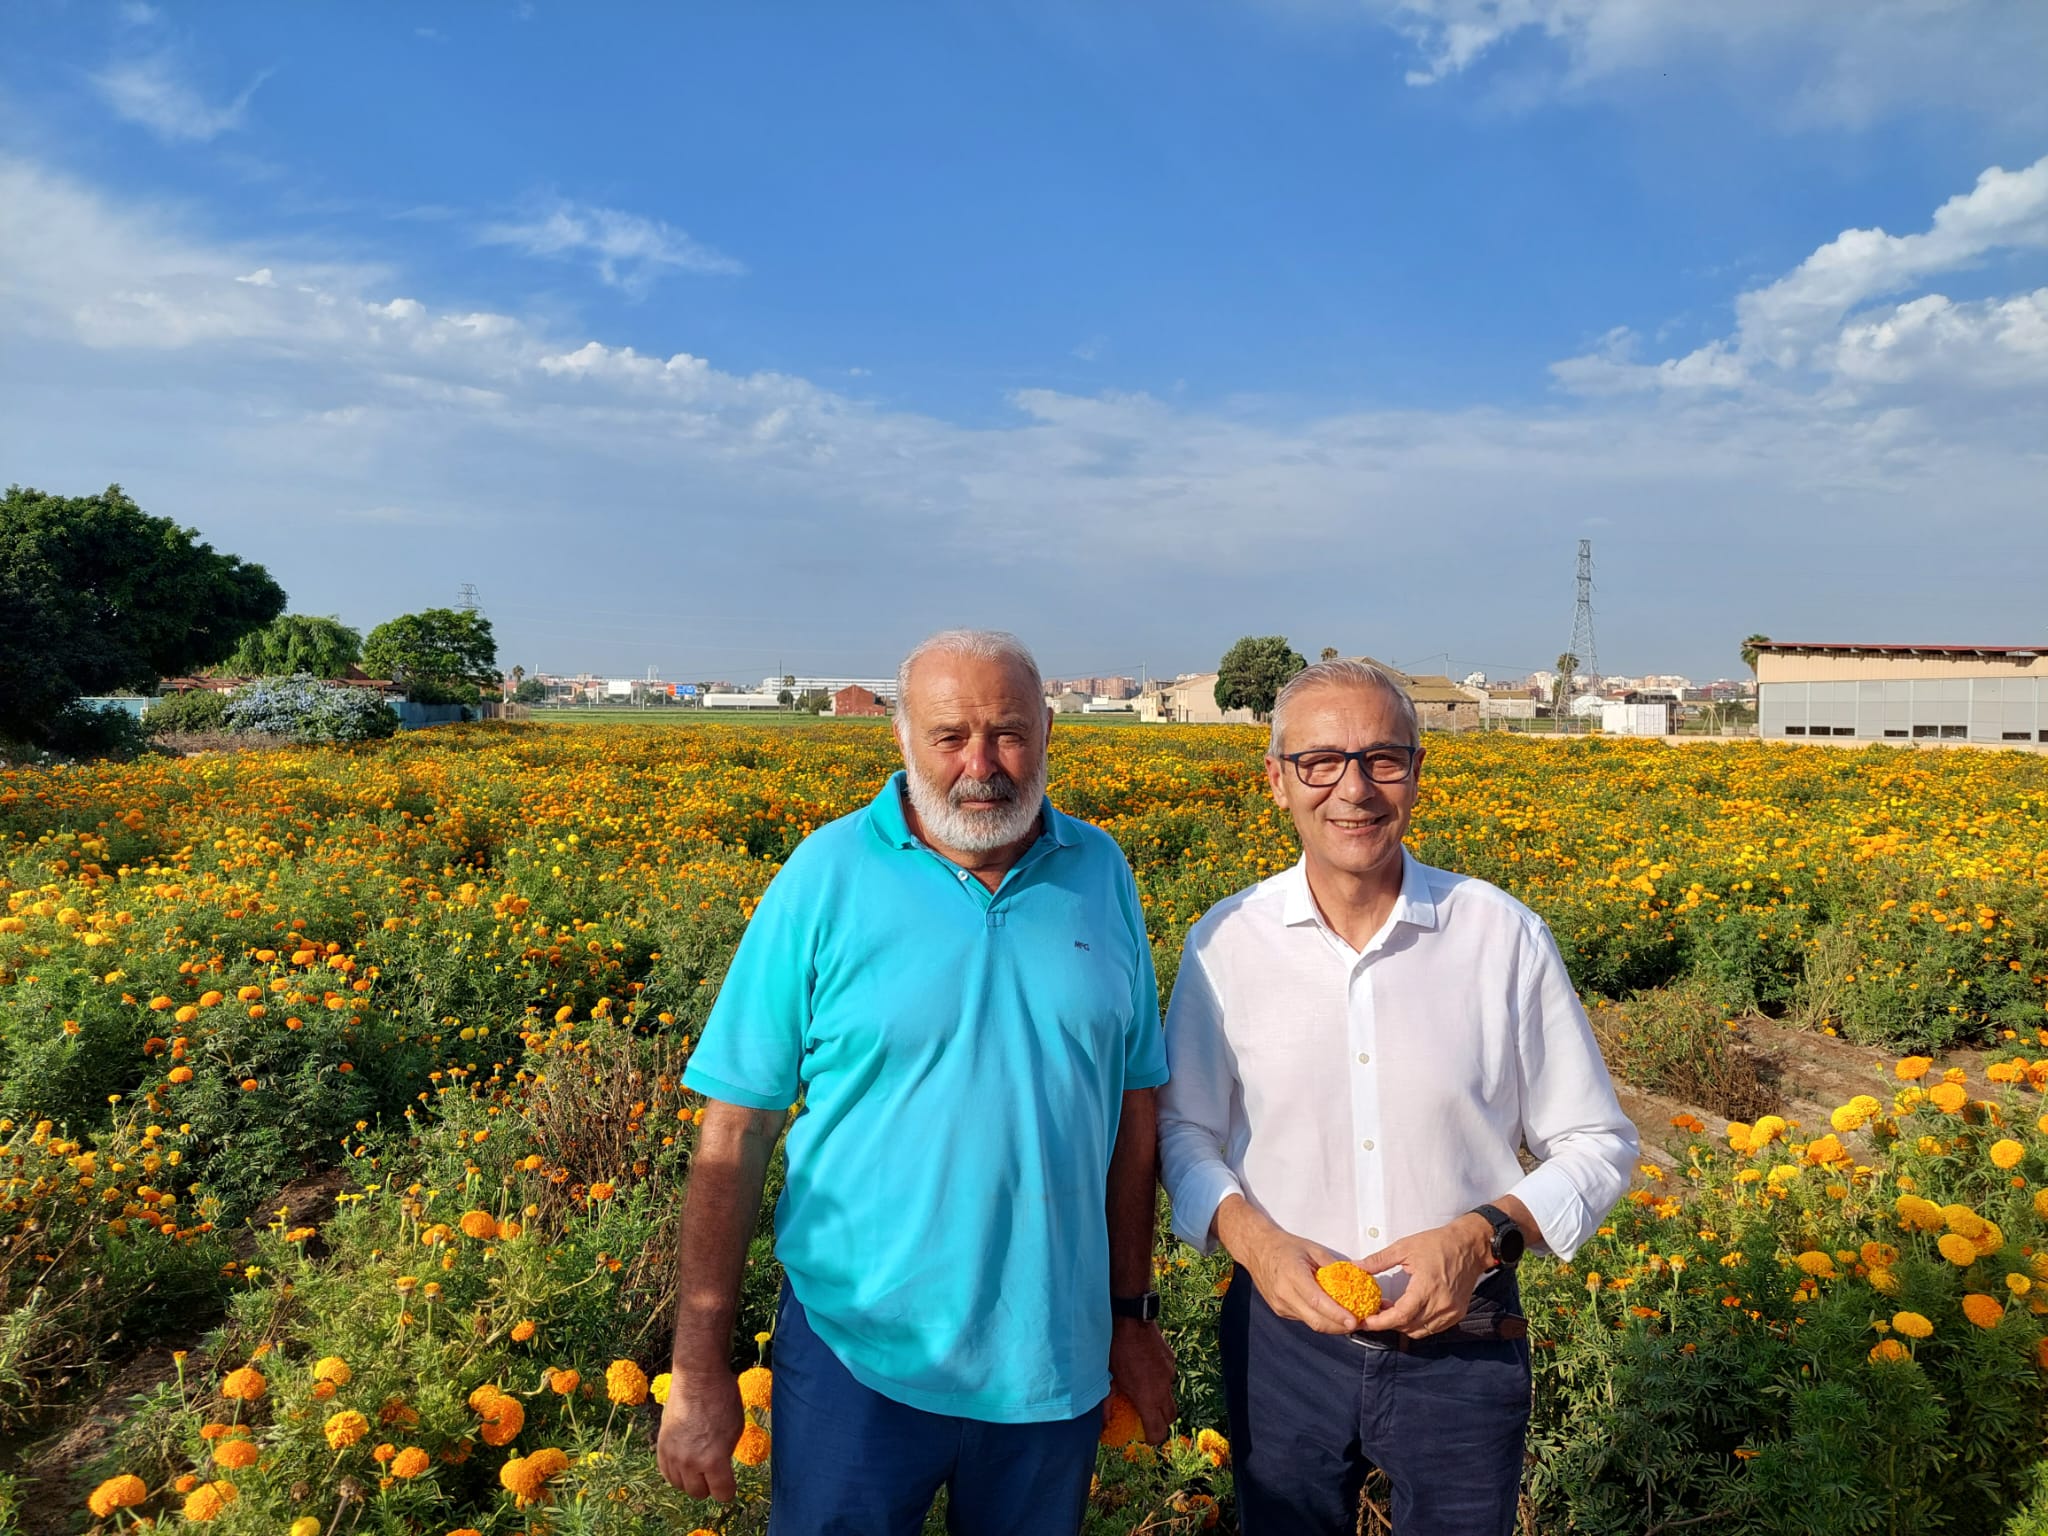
[
  {"x1": 512, "y1": 677, "x2": 548, "y2": 705},
  {"x1": 42, "y1": 702, "x2": 154, "y2": 763},
  {"x1": 363, "y1": 609, "x2": 498, "y2": 703},
  {"x1": 1213, "y1": 635, "x2": 1304, "y2": 721},
  {"x1": 223, "y1": 614, "x2": 363, "y2": 679},
  {"x1": 144, "y1": 690, "x2": 231, "y2": 737},
  {"x1": 0, "y1": 485, "x2": 285, "y2": 744}
]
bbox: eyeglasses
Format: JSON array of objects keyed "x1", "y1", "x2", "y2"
[{"x1": 1277, "y1": 745, "x2": 1418, "y2": 788}]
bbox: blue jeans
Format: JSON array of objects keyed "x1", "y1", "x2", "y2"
[
  {"x1": 767, "y1": 1283, "x2": 1102, "y2": 1536},
  {"x1": 1221, "y1": 1265, "x2": 1531, "y2": 1536}
]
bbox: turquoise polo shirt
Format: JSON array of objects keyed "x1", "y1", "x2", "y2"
[{"x1": 682, "y1": 771, "x2": 1167, "y2": 1422}]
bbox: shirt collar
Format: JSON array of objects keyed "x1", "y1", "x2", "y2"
[
  {"x1": 1281, "y1": 849, "x2": 1438, "y2": 935},
  {"x1": 867, "y1": 769, "x2": 1073, "y2": 852}
]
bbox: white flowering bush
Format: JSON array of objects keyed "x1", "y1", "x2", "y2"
[{"x1": 223, "y1": 677, "x2": 396, "y2": 745}]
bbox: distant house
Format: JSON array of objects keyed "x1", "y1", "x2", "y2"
[
  {"x1": 1050, "y1": 688, "x2": 1094, "y2": 715},
  {"x1": 830, "y1": 685, "x2": 890, "y2": 718},
  {"x1": 1135, "y1": 673, "x2": 1256, "y2": 724},
  {"x1": 1349, "y1": 657, "x2": 1481, "y2": 733}
]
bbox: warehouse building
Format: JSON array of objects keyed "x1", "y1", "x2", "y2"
[{"x1": 1756, "y1": 642, "x2": 2047, "y2": 744}]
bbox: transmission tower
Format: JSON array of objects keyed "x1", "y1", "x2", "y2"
[
  {"x1": 457, "y1": 583, "x2": 481, "y2": 613},
  {"x1": 1568, "y1": 540, "x2": 1599, "y2": 690}
]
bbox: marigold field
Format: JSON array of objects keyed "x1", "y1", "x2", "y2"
[{"x1": 6, "y1": 722, "x2": 2048, "y2": 1535}]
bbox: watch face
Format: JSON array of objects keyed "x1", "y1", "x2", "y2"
[{"x1": 1497, "y1": 1226, "x2": 1526, "y2": 1264}]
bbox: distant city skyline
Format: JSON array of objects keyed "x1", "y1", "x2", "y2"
[{"x1": 4, "y1": 6, "x2": 2043, "y2": 681}]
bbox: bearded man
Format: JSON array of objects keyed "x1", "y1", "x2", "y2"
[{"x1": 657, "y1": 629, "x2": 1175, "y2": 1536}]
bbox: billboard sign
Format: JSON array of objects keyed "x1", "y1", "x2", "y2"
[
  {"x1": 678, "y1": 685, "x2": 699, "y2": 697},
  {"x1": 606, "y1": 679, "x2": 633, "y2": 697}
]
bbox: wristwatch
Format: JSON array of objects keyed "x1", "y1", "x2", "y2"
[
  {"x1": 1469, "y1": 1205, "x2": 1526, "y2": 1268},
  {"x1": 1111, "y1": 1291, "x2": 1161, "y2": 1322}
]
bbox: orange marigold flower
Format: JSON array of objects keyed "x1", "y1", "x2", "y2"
[
  {"x1": 213, "y1": 1439, "x2": 258, "y2": 1471},
  {"x1": 1314, "y1": 1261, "x2": 1383, "y2": 1323},
  {"x1": 390, "y1": 1446, "x2": 431, "y2": 1479},
  {"x1": 733, "y1": 1422, "x2": 771, "y2": 1467},
  {"x1": 1792, "y1": 1251, "x2": 1835, "y2": 1278},
  {"x1": 167, "y1": 1066, "x2": 194, "y2": 1084},
  {"x1": 1892, "y1": 1311, "x2": 1934, "y2": 1339},
  {"x1": 478, "y1": 1395, "x2": 524, "y2": 1447},
  {"x1": 1868, "y1": 1338, "x2": 1911, "y2": 1365},
  {"x1": 546, "y1": 1368, "x2": 579, "y2": 1396},
  {"x1": 1195, "y1": 1427, "x2": 1230, "y2": 1467},
  {"x1": 1938, "y1": 1233, "x2": 1979, "y2": 1266},
  {"x1": 87, "y1": 1475, "x2": 148, "y2": 1518},
  {"x1": 324, "y1": 1410, "x2": 370, "y2": 1449},
  {"x1": 181, "y1": 1482, "x2": 237, "y2": 1523},
  {"x1": 1896, "y1": 1056, "x2": 1932, "y2": 1081},
  {"x1": 1894, "y1": 1194, "x2": 1944, "y2": 1232},
  {"x1": 1929, "y1": 1083, "x2": 1969, "y2": 1114},
  {"x1": 737, "y1": 1366, "x2": 772, "y2": 1412},
  {"x1": 371, "y1": 1442, "x2": 396, "y2": 1464},
  {"x1": 220, "y1": 1366, "x2": 266, "y2": 1401},
  {"x1": 588, "y1": 1181, "x2": 615, "y2": 1202},
  {"x1": 467, "y1": 1383, "x2": 506, "y2": 1411},
  {"x1": 605, "y1": 1359, "x2": 650, "y2": 1406},
  {"x1": 1962, "y1": 1293, "x2": 2005, "y2": 1330},
  {"x1": 1991, "y1": 1139, "x2": 2025, "y2": 1170},
  {"x1": 459, "y1": 1210, "x2": 497, "y2": 1241},
  {"x1": 510, "y1": 1320, "x2": 537, "y2": 1343},
  {"x1": 500, "y1": 1446, "x2": 570, "y2": 1505},
  {"x1": 1099, "y1": 1391, "x2": 1144, "y2": 1448}
]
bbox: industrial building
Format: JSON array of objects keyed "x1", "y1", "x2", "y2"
[{"x1": 1756, "y1": 642, "x2": 2048, "y2": 744}]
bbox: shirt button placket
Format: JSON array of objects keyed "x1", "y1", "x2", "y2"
[{"x1": 1349, "y1": 957, "x2": 1384, "y2": 1254}]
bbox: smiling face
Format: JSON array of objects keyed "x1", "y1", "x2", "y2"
[
  {"x1": 897, "y1": 650, "x2": 1052, "y2": 855},
  {"x1": 1264, "y1": 682, "x2": 1423, "y2": 887}
]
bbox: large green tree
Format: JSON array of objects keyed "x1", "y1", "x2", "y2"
[
  {"x1": 1214, "y1": 635, "x2": 1306, "y2": 721},
  {"x1": 224, "y1": 613, "x2": 363, "y2": 678},
  {"x1": 0, "y1": 484, "x2": 285, "y2": 743},
  {"x1": 362, "y1": 608, "x2": 499, "y2": 702}
]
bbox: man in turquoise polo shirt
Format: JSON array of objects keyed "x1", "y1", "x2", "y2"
[{"x1": 657, "y1": 629, "x2": 1175, "y2": 1535}]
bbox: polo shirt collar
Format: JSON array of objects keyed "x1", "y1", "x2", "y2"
[
  {"x1": 867, "y1": 770, "x2": 1073, "y2": 852},
  {"x1": 1281, "y1": 849, "x2": 1438, "y2": 935}
]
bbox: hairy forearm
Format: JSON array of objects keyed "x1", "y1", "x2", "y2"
[
  {"x1": 1210, "y1": 1192, "x2": 1275, "y2": 1268},
  {"x1": 669, "y1": 1101, "x2": 783, "y2": 1373},
  {"x1": 1106, "y1": 1089, "x2": 1160, "y2": 1295}
]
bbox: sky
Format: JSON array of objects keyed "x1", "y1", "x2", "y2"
[{"x1": 2, "y1": 2, "x2": 2045, "y2": 686}]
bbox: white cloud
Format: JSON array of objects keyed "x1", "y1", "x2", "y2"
[
  {"x1": 91, "y1": 53, "x2": 268, "y2": 143},
  {"x1": 478, "y1": 198, "x2": 743, "y2": 295},
  {"x1": 1553, "y1": 153, "x2": 2048, "y2": 399},
  {"x1": 1318, "y1": 0, "x2": 2048, "y2": 125}
]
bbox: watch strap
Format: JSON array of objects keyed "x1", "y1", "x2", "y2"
[{"x1": 1111, "y1": 1291, "x2": 1161, "y2": 1321}]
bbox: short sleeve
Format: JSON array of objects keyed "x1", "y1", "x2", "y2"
[
  {"x1": 1117, "y1": 857, "x2": 1168, "y2": 1091},
  {"x1": 681, "y1": 865, "x2": 818, "y2": 1111}
]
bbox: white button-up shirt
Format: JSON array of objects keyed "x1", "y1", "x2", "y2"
[{"x1": 1159, "y1": 852, "x2": 1637, "y2": 1263}]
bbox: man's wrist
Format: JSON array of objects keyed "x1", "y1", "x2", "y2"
[{"x1": 1453, "y1": 1210, "x2": 1497, "y2": 1265}]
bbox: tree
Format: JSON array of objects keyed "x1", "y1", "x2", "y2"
[
  {"x1": 362, "y1": 608, "x2": 498, "y2": 703},
  {"x1": 1319, "y1": 647, "x2": 1340, "y2": 663},
  {"x1": 224, "y1": 614, "x2": 362, "y2": 678},
  {"x1": 1215, "y1": 636, "x2": 1306, "y2": 721},
  {"x1": 1553, "y1": 652, "x2": 1580, "y2": 717},
  {"x1": 511, "y1": 678, "x2": 547, "y2": 705},
  {"x1": 777, "y1": 688, "x2": 795, "y2": 709},
  {"x1": 0, "y1": 484, "x2": 285, "y2": 745},
  {"x1": 1741, "y1": 634, "x2": 1770, "y2": 683}
]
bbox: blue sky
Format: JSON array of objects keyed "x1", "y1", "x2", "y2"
[{"x1": 3, "y1": 2, "x2": 2045, "y2": 684}]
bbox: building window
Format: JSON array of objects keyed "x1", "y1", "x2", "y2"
[
  {"x1": 1940, "y1": 725, "x2": 1965, "y2": 739},
  {"x1": 1912, "y1": 725, "x2": 1940, "y2": 738},
  {"x1": 1783, "y1": 725, "x2": 1806, "y2": 735},
  {"x1": 2004, "y1": 731, "x2": 2032, "y2": 741},
  {"x1": 1884, "y1": 729, "x2": 1907, "y2": 738},
  {"x1": 1833, "y1": 726, "x2": 1855, "y2": 736}
]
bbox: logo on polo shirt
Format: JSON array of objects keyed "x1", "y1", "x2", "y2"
[{"x1": 1074, "y1": 940, "x2": 1091, "y2": 951}]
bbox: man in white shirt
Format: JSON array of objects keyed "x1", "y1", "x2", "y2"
[{"x1": 1158, "y1": 659, "x2": 1637, "y2": 1536}]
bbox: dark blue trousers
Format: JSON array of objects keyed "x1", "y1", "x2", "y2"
[
  {"x1": 1220, "y1": 1265, "x2": 1530, "y2": 1536},
  {"x1": 767, "y1": 1283, "x2": 1102, "y2": 1536}
]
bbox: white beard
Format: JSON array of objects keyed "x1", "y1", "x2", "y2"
[{"x1": 904, "y1": 757, "x2": 1048, "y2": 853}]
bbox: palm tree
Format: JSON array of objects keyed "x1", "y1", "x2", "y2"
[
  {"x1": 1553, "y1": 652, "x2": 1579, "y2": 720},
  {"x1": 1319, "y1": 647, "x2": 1340, "y2": 663}
]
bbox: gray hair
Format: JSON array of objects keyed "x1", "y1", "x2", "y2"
[
  {"x1": 1268, "y1": 659, "x2": 1419, "y2": 755},
  {"x1": 894, "y1": 629, "x2": 1044, "y2": 737}
]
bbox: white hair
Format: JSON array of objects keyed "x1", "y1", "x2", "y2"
[
  {"x1": 1268, "y1": 659, "x2": 1419, "y2": 755},
  {"x1": 894, "y1": 629, "x2": 1043, "y2": 739}
]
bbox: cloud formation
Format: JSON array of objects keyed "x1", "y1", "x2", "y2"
[
  {"x1": 91, "y1": 52, "x2": 267, "y2": 142},
  {"x1": 477, "y1": 198, "x2": 744, "y2": 295}
]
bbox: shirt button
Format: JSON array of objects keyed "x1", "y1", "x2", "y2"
[
  {"x1": 1361, "y1": 1138, "x2": 1375, "y2": 1151},
  {"x1": 1356, "y1": 1052, "x2": 1370, "y2": 1065},
  {"x1": 1368, "y1": 1226, "x2": 1381, "y2": 1238}
]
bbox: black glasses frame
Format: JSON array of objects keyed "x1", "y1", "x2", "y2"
[{"x1": 1277, "y1": 744, "x2": 1419, "y2": 787}]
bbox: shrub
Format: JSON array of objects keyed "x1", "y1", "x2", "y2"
[
  {"x1": 223, "y1": 676, "x2": 397, "y2": 745},
  {"x1": 144, "y1": 690, "x2": 230, "y2": 737},
  {"x1": 42, "y1": 702, "x2": 153, "y2": 762}
]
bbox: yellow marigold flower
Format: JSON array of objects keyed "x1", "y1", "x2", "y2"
[
  {"x1": 1099, "y1": 1391, "x2": 1144, "y2": 1448},
  {"x1": 1938, "y1": 1233, "x2": 1979, "y2": 1266},
  {"x1": 313, "y1": 1356, "x2": 351, "y2": 1386},
  {"x1": 167, "y1": 1065, "x2": 194, "y2": 1084},
  {"x1": 510, "y1": 1320, "x2": 537, "y2": 1343},
  {"x1": 1314, "y1": 1261, "x2": 1383, "y2": 1323},
  {"x1": 1929, "y1": 1083, "x2": 1969, "y2": 1114},
  {"x1": 1944, "y1": 1205, "x2": 1988, "y2": 1238},
  {"x1": 651, "y1": 1372, "x2": 672, "y2": 1405},
  {"x1": 737, "y1": 1366, "x2": 772, "y2": 1412},
  {"x1": 1894, "y1": 1194, "x2": 1944, "y2": 1232},
  {"x1": 1868, "y1": 1267, "x2": 1900, "y2": 1295},
  {"x1": 1896, "y1": 1056, "x2": 1932, "y2": 1081},
  {"x1": 1868, "y1": 1338, "x2": 1911, "y2": 1365},
  {"x1": 1751, "y1": 1115, "x2": 1788, "y2": 1146},
  {"x1": 213, "y1": 1439, "x2": 258, "y2": 1471},
  {"x1": 546, "y1": 1368, "x2": 579, "y2": 1396},
  {"x1": 605, "y1": 1360, "x2": 649, "y2": 1406},
  {"x1": 1991, "y1": 1139, "x2": 2025, "y2": 1170},
  {"x1": 733, "y1": 1422, "x2": 772, "y2": 1467},
  {"x1": 1793, "y1": 1251, "x2": 1835, "y2": 1278},
  {"x1": 220, "y1": 1366, "x2": 266, "y2": 1401},
  {"x1": 1974, "y1": 1220, "x2": 2006, "y2": 1258},
  {"x1": 2008, "y1": 1273, "x2": 2032, "y2": 1296},
  {"x1": 459, "y1": 1210, "x2": 497, "y2": 1241},
  {"x1": 1962, "y1": 1293, "x2": 2004, "y2": 1329},
  {"x1": 181, "y1": 1482, "x2": 237, "y2": 1522},
  {"x1": 1803, "y1": 1134, "x2": 1847, "y2": 1166},
  {"x1": 325, "y1": 1410, "x2": 370, "y2": 1449},
  {"x1": 2035, "y1": 1188, "x2": 2048, "y2": 1222},
  {"x1": 478, "y1": 1394, "x2": 524, "y2": 1447},
  {"x1": 1196, "y1": 1427, "x2": 1230, "y2": 1467},
  {"x1": 390, "y1": 1446, "x2": 431, "y2": 1479},
  {"x1": 1725, "y1": 1122, "x2": 1753, "y2": 1153},
  {"x1": 87, "y1": 1475, "x2": 148, "y2": 1518},
  {"x1": 290, "y1": 1518, "x2": 321, "y2": 1536},
  {"x1": 1892, "y1": 1311, "x2": 1934, "y2": 1339}
]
